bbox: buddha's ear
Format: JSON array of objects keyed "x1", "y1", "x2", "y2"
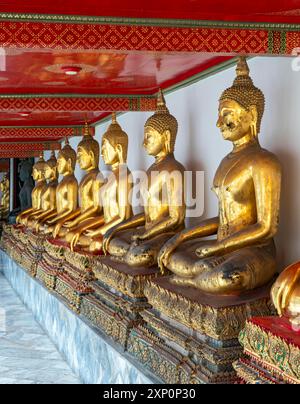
[
  {"x1": 164, "y1": 130, "x2": 172, "y2": 154},
  {"x1": 67, "y1": 157, "x2": 73, "y2": 171},
  {"x1": 249, "y1": 105, "x2": 258, "y2": 123},
  {"x1": 249, "y1": 105, "x2": 258, "y2": 136},
  {"x1": 116, "y1": 143, "x2": 124, "y2": 164},
  {"x1": 89, "y1": 149, "x2": 95, "y2": 164}
]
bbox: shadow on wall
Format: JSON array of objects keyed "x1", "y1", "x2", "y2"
[{"x1": 275, "y1": 148, "x2": 299, "y2": 272}]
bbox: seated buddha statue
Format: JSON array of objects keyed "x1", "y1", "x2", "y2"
[
  {"x1": 38, "y1": 139, "x2": 78, "y2": 235},
  {"x1": 16, "y1": 154, "x2": 47, "y2": 227},
  {"x1": 158, "y1": 57, "x2": 282, "y2": 295},
  {"x1": 102, "y1": 90, "x2": 186, "y2": 267},
  {"x1": 27, "y1": 151, "x2": 58, "y2": 231},
  {"x1": 0, "y1": 174, "x2": 9, "y2": 220},
  {"x1": 52, "y1": 122, "x2": 104, "y2": 240},
  {"x1": 271, "y1": 263, "x2": 300, "y2": 330},
  {"x1": 66, "y1": 113, "x2": 133, "y2": 253}
]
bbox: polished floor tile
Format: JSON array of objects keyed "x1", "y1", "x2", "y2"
[{"x1": 0, "y1": 273, "x2": 80, "y2": 384}]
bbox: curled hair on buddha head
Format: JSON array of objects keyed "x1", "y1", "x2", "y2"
[
  {"x1": 47, "y1": 150, "x2": 57, "y2": 168},
  {"x1": 145, "y1": 89, "x2": 178, "y2": 152},
  {"x1": 220, "y1": 57, "x2": 265, "y2": 135},
  {"x1": 33, "y1": 152, "x2": 46, "y2": 171},
  {"x1": 102, "y1": 113, "x2": 129, "y2": 162},
  {"x1": 58, "y1": 137, "x2": 77, "y2": 171},
  {"x1": 78, "y1": 121, "x2": 100, "y2": 167}
]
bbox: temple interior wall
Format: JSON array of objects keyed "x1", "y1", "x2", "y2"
[{"x1": 43, "y1": 56, "x2": 300, "y2": 271}]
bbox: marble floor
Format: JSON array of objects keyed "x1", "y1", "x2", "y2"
[{"x1": 0, "y1": 272, "x2": 80, "y2": 384}]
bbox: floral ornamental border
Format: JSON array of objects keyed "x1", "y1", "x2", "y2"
[
  {"x1": 0, "y1": 96, "x2": 157, "y2": 113},
  {"x1": 0, "y1": 17, "x2": 292, "y2": 55},
  {"x1": 239, "y1": 320, "x2": 300, "y2": 384},
  {"x1": 0, "y1": 127, "x2": 75, "y2": 139}
]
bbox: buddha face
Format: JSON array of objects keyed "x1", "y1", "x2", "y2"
[
  {"x1": 44, "y1": 164, "x2": 56, "y2": 181},
  {"x1": 32, "y1": 167, "x2": 43, "y2": 181},
  {"x1": 77, "y1": 145, "x2": 94, "y2": 170},
  {"x1": 57, "y1": 155, "x2": 69, "y2": 175},
  {"x1": 217, "y1": 100, "x2": 256, "y2": 142},
  {"x1": 144, "y1": 126, "x2": 167, "y2": 157},
  {"x1": 102, "y1": 138, "x2": 118, "y2": 166}
]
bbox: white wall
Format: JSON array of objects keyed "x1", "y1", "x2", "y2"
[{"x1": 47, "y1": 56, "x2": 300, "y2": 270}]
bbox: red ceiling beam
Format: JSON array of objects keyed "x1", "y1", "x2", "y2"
[
  {"x1": 0, "y1": 18, "x2": 293, "y2": 55},
  {"x1": 0, "y1": 96, "x2": 157, "y2": 113},
  {"x1": 0, "y1": 141, "x2": 61, "y2": 158},
  {"x1": 0, "y1": 127, "x2": 78, "y2": 140}
]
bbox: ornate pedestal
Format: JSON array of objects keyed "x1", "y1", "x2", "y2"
[
  {"x1": 127, "y1": 277, "x2": 275, "y2": 384},
  {"x1": 1, "y1": 224, "x2": 13, "y2": 252},
  {"x1": 21, "y1": 230, "x2": 46, "y2": 277},
  {"x1": 55, "y1": 248, "x2": 97, "y2": 313},
  {"x1": 81, "y1": 257, "x2": 159, "y2": 349},
  {"x1": 234, "y1": 317, "x2": 300, "y2": 384},
  {"x1": 8, "y1": 225, "x2": 27, "y2": 265},
  {"x1": 36, "y1": 239, "x2": 65, "y2": 290}
]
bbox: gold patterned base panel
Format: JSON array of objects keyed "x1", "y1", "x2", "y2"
[
  {"x1": 126, "y1": 277, "x2": 275, "y2": 384},
  {"x1": 81, "y1": 278, "x2": 151, "y2": 349},
  {"x1": 2, "y1": 227, "x2": 47, "y2": 277},
  {"x1": 80, "y1": 257, "x2": 158, "y2": 348},
  {"x1": 36, "y1": 239, "x2": 65, "y2": 290},
  {"x1": 234, "y1": 317, "x2": 300, "y2": 384},
  {"x1": 94, "y1": 257, "x2": 160, "y2": 299},
  {"x1": 21, "y1": 231, "x2": 46, "y2": 277},
  {"x1": 128, "y1": 326, "x2": 193, "y2": 384},
  {"x1": 55, "y1": 248, "x2": 96, "y2": 313}
]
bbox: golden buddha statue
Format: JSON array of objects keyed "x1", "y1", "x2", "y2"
[
  {"x1": 0, "y1": 174, "x2": 9, "y2": 219},
  {"x1": 38, "y1": 139, "x2": 78, "y2": 235},
  {"x1": 102, "y1": 90, "x2": 186, "y2": 267},
  {"x1": 158, "y1": 57, "x2": 282, "y2": 295},
  {"x1": 16, "y1": 154, "x2": 47, "y2": 226},
  {"x1": 27, "y1": 151, "x2": 58, "y2": 231},
  {"x1": 271, "y1": 263, "x2": 300, "y2": 330},
  {"x1": 67, "y1": 113, "x2": 133, "y2": 253},
  {"x1": 52, "y1": 122, "x2": 104, "y2": 240}
]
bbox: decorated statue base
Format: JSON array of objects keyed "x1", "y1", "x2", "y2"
[
  {"x1": 36, "y1": 239, "x2": 65, "y2": 290},
  {"x1": 1, "y1": 224, "x2": 14, "y2": 253},
  {"x1": 20, "y1": 230, "x2": 46, "y2": 277},
  {"x1": 234, "y1": 317, "x2": 300, "y2": 384},
  {"x1": 54, "y1": 246, "x2": 97, "y2": 313},
  {"x1": 81, "y1": 256, "x2": 159, "y2": 349},
  {"x1": 127, "y1": 277, "x2": 275, "y2": 384},
  {"x1": 6, "y1": 225, "x2": 27, "y2": 266}
]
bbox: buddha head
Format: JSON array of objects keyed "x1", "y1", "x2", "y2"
[
  {"x1": 32, "y1": 153, "x2": 46, "y2": 182},
  {"x1": 77, "y1": 122, "x2": 100, "y2": 171},
  {"x1": 0, "y1": 175, "x2": 8, "y2": 193},
  {"x1": 44, "y1": 151, "x2": 58, "y2": 182},
  {"x1": 218, "y1": 57, "x2": 265, "y2": 143},
  {"x1": 101, "y1": 113, "x2": 128, "y2": 166},
  {"x1": 144, "y1": 90, "x2": 178, "y2": 158},
  {"x1": 57, "y1": 138, "x2": 77, "y2": 175},
  {"x1": 19, "y1": 159, "x2": 33, "y2": 183}
]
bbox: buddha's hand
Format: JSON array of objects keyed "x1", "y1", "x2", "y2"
[
  {"x1": 53, "y1": 222, "x2": 63, "y2": 239},
  {"x1": 196, "y1": 241, "x2": 225, "y2": 258},
  {"x1": 158, "y1": 235, "x2": 181, "y2": 275},
  {"x1": 64, "y1": 220, "x2": 76, "y2": 229},
  {"x1": 70, "y1": 232, "x2": 80, "y2": 252},
  {"x1": 103, "y1": 229, "x2": 115, "y2": 255},
  {"x1": 271, "y1": 264, "x2": 300, "y2": 316}
]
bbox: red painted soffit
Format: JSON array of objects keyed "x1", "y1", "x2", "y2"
[{"x1": 1, "y1": 1, "x2": 300, "y2": 24}]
